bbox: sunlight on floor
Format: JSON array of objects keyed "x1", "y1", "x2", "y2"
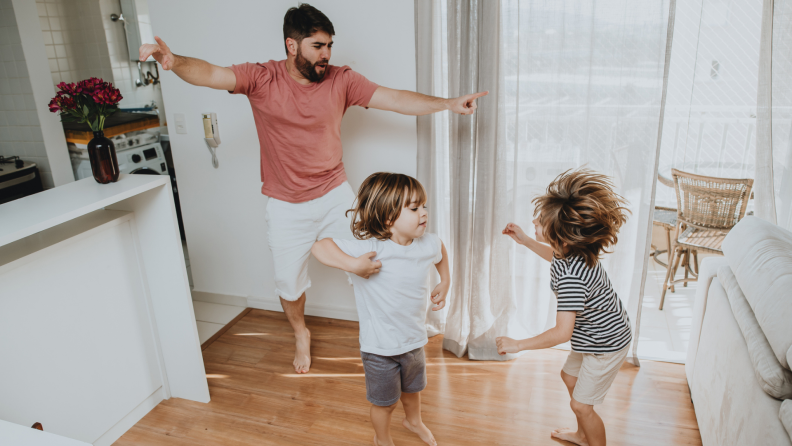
[
  {"x1": 638, "y1": 249, "x2": 710, "y2": 363},
  {"x1": 279, "y1": 373, "x2": 365, "y2": 378}
]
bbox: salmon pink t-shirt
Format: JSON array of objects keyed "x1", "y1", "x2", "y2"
[{"x1": 229, "y1": 60, "x2": 379, "y2": 203}]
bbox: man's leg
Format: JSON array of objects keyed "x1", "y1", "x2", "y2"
[
  {"x1": 280, "y1": 293, "x2": 311, "y2": 374},
  {"x1": 265, "y1": 197, "x2": 317, "y2": 374}
]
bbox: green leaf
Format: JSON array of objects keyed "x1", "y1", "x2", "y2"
[{"x1": 91, "y1": 117, "x2": 98, "y2": 131}]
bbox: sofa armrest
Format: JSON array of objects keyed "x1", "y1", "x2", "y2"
[{"x1": 685, "y1": 256, "x2": 731, "y2": 384}]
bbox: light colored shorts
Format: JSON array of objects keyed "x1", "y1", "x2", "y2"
[
  {"x1": 361, "y1": 347, "x2": 427, "y2": 406},
  {"x1": 562, "y1": 346, "x2": 629, "y2": 406},
  {"x1": 264, "y1": 182, "x2": 355, "y2": 301}
]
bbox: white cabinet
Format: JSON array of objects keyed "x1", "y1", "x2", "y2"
[{"x1": 0, "y1": 175, "x2": 209, "y2": 445}]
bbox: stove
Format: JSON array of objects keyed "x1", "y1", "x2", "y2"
[{"x1": 0, "y1": 156, "x2": 44, "y2": 204}]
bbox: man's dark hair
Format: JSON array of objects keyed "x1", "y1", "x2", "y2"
[{"x1": 283, "y1": 3, "x2": 335, "y2": 55}]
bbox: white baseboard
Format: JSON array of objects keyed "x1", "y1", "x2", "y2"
[
  {"x1": 245, "y1": 297, "x2": 359, "y2": 322},
  {"x1": 192, "y1": 289, "x2": 359, "y2": 322},
  {"x1": 92, "y1": 387, "x2": 165, "y2": 446},
  {"x1": 191, "y1": 290, "x2": 247, "y2": 307}
]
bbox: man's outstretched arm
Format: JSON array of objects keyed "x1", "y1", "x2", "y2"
[
  {"x1": 367, "y1": 87, "x2": 488, "y2": 116},
  {"x1": 139, "y1": 36, "x2": 236, "y2": 91}
]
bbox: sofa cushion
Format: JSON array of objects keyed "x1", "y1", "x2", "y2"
[
  {"x1": 691, "y1": 277, "x2": 789, "y2": 445},
  {"x1": 719, "y1": 266, "x2": 792, "y2": 399},
  {"x1": 686, "y1": 256, "x2": 730, "y2": 385},
  {"x1": 722, "y1": 216, "x2": 792, "y2": 369},
  {"x1": 782, "y1": 400, "x2": 792, "y2": 441}
]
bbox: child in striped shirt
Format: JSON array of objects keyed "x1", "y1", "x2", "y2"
[{"x1": 496, "y1": 169, "x2": 632, "y2": 446}]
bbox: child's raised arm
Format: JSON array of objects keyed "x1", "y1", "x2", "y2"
[
  {"x1": 502, "y1": 223, "x2": 554, "y2": 262},
  {"x1": 311, "y1": 238, "x2": 382, "y2": 279}
]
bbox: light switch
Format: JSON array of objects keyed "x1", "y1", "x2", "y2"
[{"x1": 174, "y1": 113, "x2": 187, "y2": 134}]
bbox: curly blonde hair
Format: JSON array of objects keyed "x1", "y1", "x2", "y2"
[
  {"x1": 347, "y1": 172, "x2": 427, "y2": 241},
  {"x1": 533, "y1": 169, "x2": 630, "y2": 268}
]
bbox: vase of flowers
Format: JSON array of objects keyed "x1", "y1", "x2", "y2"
[{"x1": 49, "y1": 78, "x2": 123, "y2": 184}]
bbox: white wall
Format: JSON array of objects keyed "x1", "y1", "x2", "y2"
[
  {"x1": 98, "y1": 0, "x2": 166, "y2": 111},
  {"x1": 35, "y1": 0, "x2": 114, "y2": 87},
  {"x1": 5, "y1": 0, "x2": 74, "y2": 188},
  {"x1": 148, "y1": 0, "x2": 417, "y2": 319},
  {"x1": 35, "y1": 0, "x2": 167, "y2": 111}
]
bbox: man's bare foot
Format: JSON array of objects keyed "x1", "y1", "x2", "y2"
[
  {"x1": 293, "y1": 328, "x2": 311, "y2": 374},
  {"x1": 551, "y1": 428, "x2": 588, "y2": 446},
  {"x1": 403, "y1": 418, "x2": 437, "y2": 446}
]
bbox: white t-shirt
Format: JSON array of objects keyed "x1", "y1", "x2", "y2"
[{"x1": 333, "y1": 233, "x2": 443, "y2": 356}]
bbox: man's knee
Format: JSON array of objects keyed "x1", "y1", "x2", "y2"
[{"x1": 570, "y1": 399, "x2": 593, "y2": 416}]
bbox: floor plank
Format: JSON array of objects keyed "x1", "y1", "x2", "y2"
[{"x1": 115, "y1": 310, "x2": 701, "y2": 445}]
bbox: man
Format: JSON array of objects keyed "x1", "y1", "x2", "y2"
[{"x1": 140, "y1": 3, "x2": 486, "y2": 374}]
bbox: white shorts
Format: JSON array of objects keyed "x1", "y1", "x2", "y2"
[
  {"x1": 562, "y1": 346, "x2": 629, "y2": 406},
  {"x1": 264, "y1": 182, "x2": 356, "y2": 301}
]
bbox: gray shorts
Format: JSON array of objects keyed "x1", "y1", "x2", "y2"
[{"x1": 360, "y1": 347, "x2": 427, "y2": 406}]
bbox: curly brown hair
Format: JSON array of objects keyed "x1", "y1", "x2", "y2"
[
  {"x1": 533, "y1": 169, "x2": 630, "y2": 268},
  {"x1": 347, "y1": 172, "x2": 427, "y2": 241}
]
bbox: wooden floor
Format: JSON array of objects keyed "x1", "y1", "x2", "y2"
[{"x1": 116, "y1": 310, "x2": 702, "y2": 445}]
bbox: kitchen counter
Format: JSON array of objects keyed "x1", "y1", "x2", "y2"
[{"x1": 0, "y1": 175, "x2": 209, "y2": 446}]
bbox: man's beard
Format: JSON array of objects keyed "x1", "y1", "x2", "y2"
[{"x1": 295, "y1": 48, "x2": 328, "y2": 83}]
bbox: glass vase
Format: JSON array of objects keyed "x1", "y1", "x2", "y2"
[{"x1": 87, "y1": 131, "x2": 119, "y2": 184}]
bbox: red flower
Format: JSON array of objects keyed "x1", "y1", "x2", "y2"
[
  {"x1": 48, "y1": 77, "x2": 121, "y2": 131},
  {"x1": 77, "y1": 77, "x2": 104, "y2": 95},
  {"x1": 57, "y1": 81, "x2": 84, "y2": 96},
  {"x1": 61, "y1": 96, "x2": 76, "y2": 109},
  {"x1": 48, "y1": 94, "x2": 77, "y2": 113},
  {"x1": 92, "y1": 84, "x2": 123, "y2": 105},
  {"x1": 48, "y1": 97, "x2": 61, "y2": 113}
]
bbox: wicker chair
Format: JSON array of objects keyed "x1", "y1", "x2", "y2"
[
  {"x1": 659, "y1": 169, "x2": 753, "y2": 310},
  {"x1": 650, "y1": 173, "x2": 680, "y2": 268}
]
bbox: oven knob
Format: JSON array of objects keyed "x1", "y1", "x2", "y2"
[{"x1": 132, "y1": 154, "x2": 142, "y2": 163}]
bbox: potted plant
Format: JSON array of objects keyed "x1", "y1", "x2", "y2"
[{"x1": 49, "y1": 78, "x2": 123, "y2": 184}]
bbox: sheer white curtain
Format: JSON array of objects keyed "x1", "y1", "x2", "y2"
[
  {"x1": 417, "y1": 0, "x2": 674, "y2": 361},
  {"x1": 655, "y1": 0, "x2": 763, "y2": 208},
  {"x1": 755, "y1": 0, "x2": 792, "y2": 229}
]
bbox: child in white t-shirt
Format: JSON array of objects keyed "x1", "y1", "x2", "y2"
[{"x1": 311, "y1": 172, "x2": 450, "y2": 446}]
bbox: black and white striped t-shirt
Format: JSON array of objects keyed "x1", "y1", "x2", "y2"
[{"x1": 551, "y1": 255, "x2": 632, "y2": 354}]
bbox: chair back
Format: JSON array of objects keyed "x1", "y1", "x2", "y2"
[{"x1": 671, "y1": 168, "x2": 753, "y2": 231}]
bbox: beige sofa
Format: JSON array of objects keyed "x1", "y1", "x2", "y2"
[{"x1": 686, "y1": 216, "x2": 792, "y2": 445}]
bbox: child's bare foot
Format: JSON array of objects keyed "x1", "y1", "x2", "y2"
[
  {"x1": 402, "y1": 418, "x2": 437, "y2": 445},
  {"x1": 293, "y1": 328, "x2": 311, "y2": 374},
  {"x1": 551, "y1": 428, "x2": 588, "y2": 445}
]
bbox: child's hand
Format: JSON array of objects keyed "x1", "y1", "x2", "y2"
[
  {"x1": 351, "y1": 252, "x2": 382, "y2": 279},
  {"x1": 502, "y1": 223, "x2": 529, "y2": 245},
  {"x1": 430, "y1": 280, "x2": 449, "y2": 311},
  {"x1": 496, "y1": 336, "x2": 521, "y2": 355}
]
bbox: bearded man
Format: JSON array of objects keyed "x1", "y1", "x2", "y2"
[{"x1": 139, "y1": 3, "x2": 486, "y2": 374}]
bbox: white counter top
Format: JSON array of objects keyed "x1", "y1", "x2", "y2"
[{"x1": 0, "y1": 174, "x2": 169, "y2": 247}]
